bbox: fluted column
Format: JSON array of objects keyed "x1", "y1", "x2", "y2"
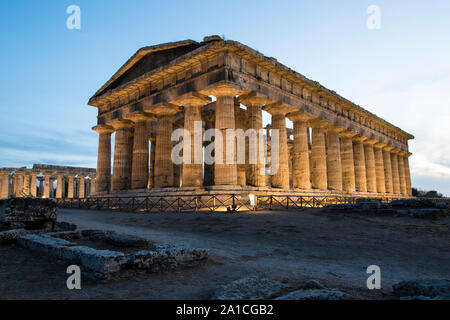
[
  {"x1": 340, "y1": 131, "x2": 356, "y2": 193},
  {"x1": 43, "y1": 175, "x2": 51, "y2": 198},
  {"x1": 210, "y1": 87, "x2": 240, "y2": 186},
  {"x1": 310, "y1": 121, "x2": 328, "y2": 190},
  {"x1": 38, "y1": 178, "x2": 44, "y2": 197},
  {"x1": 391, "y1": 151, "x2": 401, "y2": 194},
  {"x1": 173, "y1": 93, "x2": 211, "y2": 188},
  {"x1": 79, "y1": 176, "x2": 85, "y2": 198},
  {"x1": 353, "y1": 136, "x2": 367, "y2": 192},
  {"x1": 238, "y1": 93, "x2": 269, "y2": 187},
  {"x1": 0, "y1": 173, "x2": 9, "y2": 199},
  {"x1": 93, "y1": 124, "x2": 114, "y2": 194},
  {"x1": 326, "y1": 126, "x2": 343, "y2": 191},
  {"x1": 290, "y1": 115, "x2": 311, "y2": 189},
  {"x1": 148, "y1": 137, "x2": 156, "y2": 188},
  {"x1": 110, "y1": 119, "x2": 134, "y2": 191},
  {"x1": 403, "y1": 153, "x2": 412, "y2": 196},
  {"x1": 30, "y1": 174, "x2": 37, "y2": 197},
  {"x1": 23, "y1": 174, "x2": 31, "y2": 196},
  {"x1": 67, "y1": 176, "x2": 74, "y2": 198},
  {"x1": 56, "y1": 175, "x2": 63, "y2": 198},
  {"x1": 264, "y1": 104, "x2": 290, "y2": 189},
  {"x1": 125, "y1": 112, "x2": 153, "y2": 190},
  {"x1": 398, "y1": 152, "x2": 407, "y2": 195},
  {"x1": 364, "y1": 140, "x2": 377, "y2": 193},
  {"x1": 91, "y1": 178, "x2": 96, "y2": 195},
  {"x1": 383, "y1": 147, "x2": 394, "y2": 194},
  {"x1": 145, "y1": 104, "x2": 179, "y2": 188},
  {"x1": 374, "y1": 144, "x2": 386, "y2": 194}
]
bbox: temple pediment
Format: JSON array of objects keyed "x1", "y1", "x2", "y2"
[{"x1": 93, "y1": 39, "x2": 202, "y2": 98}]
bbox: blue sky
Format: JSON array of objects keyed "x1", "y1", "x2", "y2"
[{"x1": 1, "y1": 0, "x2": 449, "y2": 195}]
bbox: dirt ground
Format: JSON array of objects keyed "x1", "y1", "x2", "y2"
[{"x1": 0, "y1": 208, "x2": 449, "y2": 300}]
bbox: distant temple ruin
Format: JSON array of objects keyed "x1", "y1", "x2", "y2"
[
  {"x1": 88, "y1": 36, "x2": 413, "y2": 197},
  {"x1": 0, "y1": 164, "x2": 96, "y2": 199}
]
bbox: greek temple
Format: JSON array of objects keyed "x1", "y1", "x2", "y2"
[
  {"x1": 89, "y1": 36, "x2": 413, "y2": 197},
  {"x1": 0, "y1": 164, "x2": 96, "y2": 199}
]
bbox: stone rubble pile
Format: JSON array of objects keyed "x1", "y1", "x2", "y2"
[
  {"x1": 213, "y1": 276, "x2": 288, "y2": 300},
  {"x1": 0, "y1": 198, "x2": 57, "y2": 230},
  {"x1": 393, "y1": 279, "x2": 450, "y2": 300},
  {"x1": 212, "y1": 277, "x2": 349, "y2": 300}
]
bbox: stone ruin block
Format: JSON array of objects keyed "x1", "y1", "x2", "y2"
[
  {"x1": 129, "y1": 244, "x2": 209, "y2": 272},
  {"x1": 0, "y1": 198, "x2": 57, "y2": 231},
  {"x1": 16, "y1": 233, "x2": 127, "y2": 277}
]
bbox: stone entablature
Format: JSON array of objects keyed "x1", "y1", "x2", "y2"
[
  {"x1": 0, "y1": 164, "x2": 96, "y2": 199},
  {"x1": 88, "y1": 36, "x2": 414, "y2": 197}
]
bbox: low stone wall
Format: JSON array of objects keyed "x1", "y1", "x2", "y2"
[{"x1": 15, "y1": 230, "x2": 209, "y2": 279}]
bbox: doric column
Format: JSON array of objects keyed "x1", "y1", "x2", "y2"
[
  {"x1": 14, "y1": 173, "x2": 25, "y2": 197},
  {"x1": 382, "y1": 147, "x2": 394, "y2": 194},
  {"x1": 93, "y1": 124, "x2": 114, "y2": 194},
  {"x1": 403, "y1": 153, "x2": 412, "y2": 196},
  {"x1": 30, "y1": 174, "x2": 37, "y2": 197},
  {"x1": 0, "y1": 173, "x2": 9, "y2": 199},
  {"x1": 148, "y1": 137, "x2": 156, "y2": 188},
  {"x1": 309, "y1": 120, "x2": 328, "y2": 190},
  {"x1": 38, "y1": 178, "x2": 44, "y2": 197},
  {"x1": 56, "y1": 175, "x2": 63, "y2": 198},
  {"x1": 289, "y1": 113, "x2": 312, "y2": 189},
  {"x1": 79, "y1": 176, "x2": 85, "y2": 198},
  {"x1": 340, "y1": 131, "x2": 356, "y2": 193},
  {"x1": 398, "y1": 152, "x2": 407, "y2": 195},
  {"x1": 202, "y1": 116, "x2": 215, "y2": 187},
  {"x1": 110, "y1": 119, "x2": 134, "y2": 191},
  {"x1": 173, "y1": 92, "x2": 211, "y2": 188},
  {"x1": 91, "y1": 178, "x2": 96, "y2": 195},
  {"x1": 238, "y1": 92, "x2": 270, "y2": 187},
  {"x1": 125, "y1": 112, "x2": 154, "y2": 190},
  {"x1": 265, "y1": 104, "x2": 291, "y2": 189},
  {"x1": 67, "y1": 176, "x2": 74, "y2": 198},
  {"x1": 364, "y1": 140, "x2": 377, "y2": 193},
  {"x1": 43, "y1": 175, "x2": 51, "y2": 198},
  {"x1": 391, "y1": 151, "x2": 401, "y2": 194},
  {"x1": 326, "y1": 126, "x2": 344, "y2": 191},
  {"x1": 374, "y1": 144, "x2": 386, "y2": 194},
  {"x1": 146, "y1": 103, "x2": 179, "y2": 188},
  {"x1": 210, "y1": 86, "x2": 241, "y2": 187},
  {"x1": 23, "y1": 174, "x2": 31, "y2": 196},
  {"x1": 353, "y1": 136, "x2": 367, "y2": 192}
]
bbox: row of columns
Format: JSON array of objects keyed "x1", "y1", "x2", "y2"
[
  {"x1": 0, "y1": 173, "x2": 96, "y2": 199},
  {"x1": 94, "y1": 89, "x2": 412, "y2": 196}
]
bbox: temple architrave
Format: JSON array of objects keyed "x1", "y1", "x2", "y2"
[
  {"x1": 89, "y1": 36, "x2": 414, "y2": 198},
  {"x1": 0, "y1": 164, "x2": 96, "y2": 199}
]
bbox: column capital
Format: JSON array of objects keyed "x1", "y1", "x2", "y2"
[
  {"x1": 171, "y1": 92, "x2": 211, "y2": 107},
  {"x1": 287, "y1": 111, "x2": 313, "y2": 122},
  {"x1": 109, "y1": 119, "x2": 134, "y2": 130},
  {"x1": 363, "y1": 138, "x2": 379, "y2": 145},
  {"x1": 308, "y1": 118, "x2": 329, "y2": 129},
  {"x1": 325, "y1": 124, "x2": 346, "y2": 133},
  {"x1": 199, "y1": 83, "x2": 243, "y2": 98},
  {"x1": 237, "y1": 91, "x2": 274, "y2": 107},
  {"x1": 124, "y1": 111, "x2": 155, "y2": 123},
  {"x1": 353, "y1": 134, "x2": 368, "y2": 142},
  {"x1": 144, "y1": 102, "x2": 181, "y2": 116},
  {"x1": 92, "y1": 124, "x2": 114, "y2": 134},
  {"x1": 264, "y1": 102, "x2": 295, "y2": 115},
  {"x1": 339, "y1": 130, "x2": 358, "y2": 138},
  {"x1": 374, "y1": 142, "x2": 387, "y2": 149}
]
